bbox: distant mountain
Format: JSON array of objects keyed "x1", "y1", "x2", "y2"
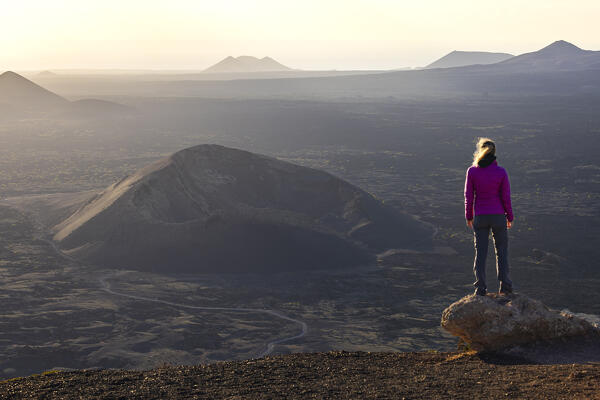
[
  {"x1": 0, "y1": 71, "x2": 67, "y2": 108},
  {"x1": 53, "y1": 145, "x2": 432, "y2": 273},
  {"x1": 497, "y1": 40, "x2": 600, "y2": 71},
  {"x1": 204, "y1": 56, "x2": 292, "y2": 73},
  {"x1": 425, "y1": 51, "x2": 513, "y2": 69},
  {"x1": 37, "y1": 70, "x2": 58, "y2": 77},
  {"x1": 0, "y1": 71, "x2": 133, "y2": 117},
  {"x1": 147, "y1": 41, "x2": 600, "y2": 99},
  {"x1": 64, "y1": 99, "x2": 135, "y2": 118}
]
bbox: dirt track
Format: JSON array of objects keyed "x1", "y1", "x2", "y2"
[
  {"x1": 2, "y1": 351, "x2": 599, "y2": 399},
  {"x1": 99, "y1": 274, "x2": 308, "y2": 358}
]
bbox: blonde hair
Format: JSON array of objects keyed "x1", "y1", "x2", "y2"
[{"x1": 472, "y1": 137, "x2": 496, "y2": 166}]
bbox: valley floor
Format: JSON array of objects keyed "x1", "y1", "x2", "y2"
[{"x1": 1, "y1": 351, "x2": 599, "y2": 399}]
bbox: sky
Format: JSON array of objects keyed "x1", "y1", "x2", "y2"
[{"x1": 2, "y1": 0, "x2": 600, "y2": 71}]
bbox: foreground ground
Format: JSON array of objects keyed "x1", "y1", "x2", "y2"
[{"x1": 2, "y1": 351, "x2": 599, "y2": 399}]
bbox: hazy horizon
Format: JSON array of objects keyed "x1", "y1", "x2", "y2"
[{"x1": 2, "y1": 0, "x2": 600, "y2": 71}]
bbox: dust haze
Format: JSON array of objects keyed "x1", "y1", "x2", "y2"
[{"x1": 1, "y1": 39, "x2": 599, "y2": 378}]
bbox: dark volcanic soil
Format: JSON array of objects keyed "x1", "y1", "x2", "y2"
[{"x1": 1, "y1": 351, "x2": 599, "y2": 399}]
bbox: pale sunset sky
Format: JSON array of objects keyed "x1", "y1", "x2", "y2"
[{"x1": 2, "y1": 0, "x2": 599, "y2": 70}]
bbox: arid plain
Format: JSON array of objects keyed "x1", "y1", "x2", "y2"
[{"x1": 1, "y1": 42, "x2": 600, "y2": 378}]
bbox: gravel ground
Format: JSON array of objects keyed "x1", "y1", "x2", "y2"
[{"x1": 1, "y1": 351, "x2": 599, "y2": 399}]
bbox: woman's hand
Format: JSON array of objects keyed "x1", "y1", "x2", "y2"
[
  {"x1": 507, "y1": 220, "x2": 513, "y2": 229},
  {"x1": 466, "y1": 219, "x2": 473, "y2": 229}
]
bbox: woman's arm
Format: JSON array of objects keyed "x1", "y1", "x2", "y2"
[
  {"x1": 464, "y1": 168, "x2": 474, "y2": 221},
  {"x1": 500, "y1": 170, "x2": 514, "y2": 222}
]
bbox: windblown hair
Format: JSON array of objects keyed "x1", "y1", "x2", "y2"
[{"x1": 472, "y1": 137, "x2": 496, "y2": 166}]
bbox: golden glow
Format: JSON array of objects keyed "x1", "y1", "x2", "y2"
[{"x1": 1, "y1": 0, "x2": 599, "y2": 70}]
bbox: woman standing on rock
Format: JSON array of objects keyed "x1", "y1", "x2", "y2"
[{"x1": 464, "y1": 138, "x2": 514, "y2": 296}]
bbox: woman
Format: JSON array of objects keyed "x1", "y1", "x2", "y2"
[{"x1": 464, "y1": 138, "x2": 514, "y2": 296}]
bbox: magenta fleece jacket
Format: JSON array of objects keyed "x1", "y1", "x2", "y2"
[{"x1": 464, "y1": 160, "x2": 514, "y2": 221}]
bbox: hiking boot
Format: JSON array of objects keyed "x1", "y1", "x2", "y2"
[
  {"x1": 499, "y1": 285, "x2": 513, "y2": 295},
  {"x1": 474, "y1": 288, "x2": 487, "y2": 296}
]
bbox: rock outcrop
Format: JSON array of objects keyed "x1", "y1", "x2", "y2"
[{"x1": 441, "y1": 293, "x2": 600, "y2": 352}]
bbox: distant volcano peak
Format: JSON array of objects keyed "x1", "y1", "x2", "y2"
[
  {"x1": 0, "y1": 70, "x2": 25, "y2": 80},
  {"x1": 0, "y1": 70, "x2": 66, "y2": 108},
  {"x1": 203, "y1": 55, "x2": 292, "y2": 73},
  {"x1": 539, "y1": 40, "x2": 583, "y2": 53},
  {"x1": 497, "y1": 40, "x2": 598, "y2": 71}
]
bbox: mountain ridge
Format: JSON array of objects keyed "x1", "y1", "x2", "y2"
[{"x1": 128, "y1": 41, "x2": 600, "y2": 99}]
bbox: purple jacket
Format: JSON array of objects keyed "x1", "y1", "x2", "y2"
[{"x1": 464, "y1": 160, "x2": 513, "y2": 221}]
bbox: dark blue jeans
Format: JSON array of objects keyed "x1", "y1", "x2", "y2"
[{"x1": 473, "y1": 214, "x2": 512, "y2": 291}]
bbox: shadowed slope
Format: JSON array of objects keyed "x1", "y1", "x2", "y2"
[{"x1": 53, "y1": 145, "x2": 432, "y2": 273}]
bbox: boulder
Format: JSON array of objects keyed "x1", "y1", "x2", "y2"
[{"x1": 441, "y1": 293, "x2": 600, "y2": 352}]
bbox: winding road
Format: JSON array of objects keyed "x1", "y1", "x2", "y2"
[{"x1": 98, "y1": 275, "x2": 308, "y2": 358}]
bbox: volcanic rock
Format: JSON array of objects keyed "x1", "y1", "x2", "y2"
[
  {"x1": 3, "y1": 352, "x2": 600, "y2": 399},
  {"x1": 441, "y1": 293, "x2": 600, "y2": 352}
]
